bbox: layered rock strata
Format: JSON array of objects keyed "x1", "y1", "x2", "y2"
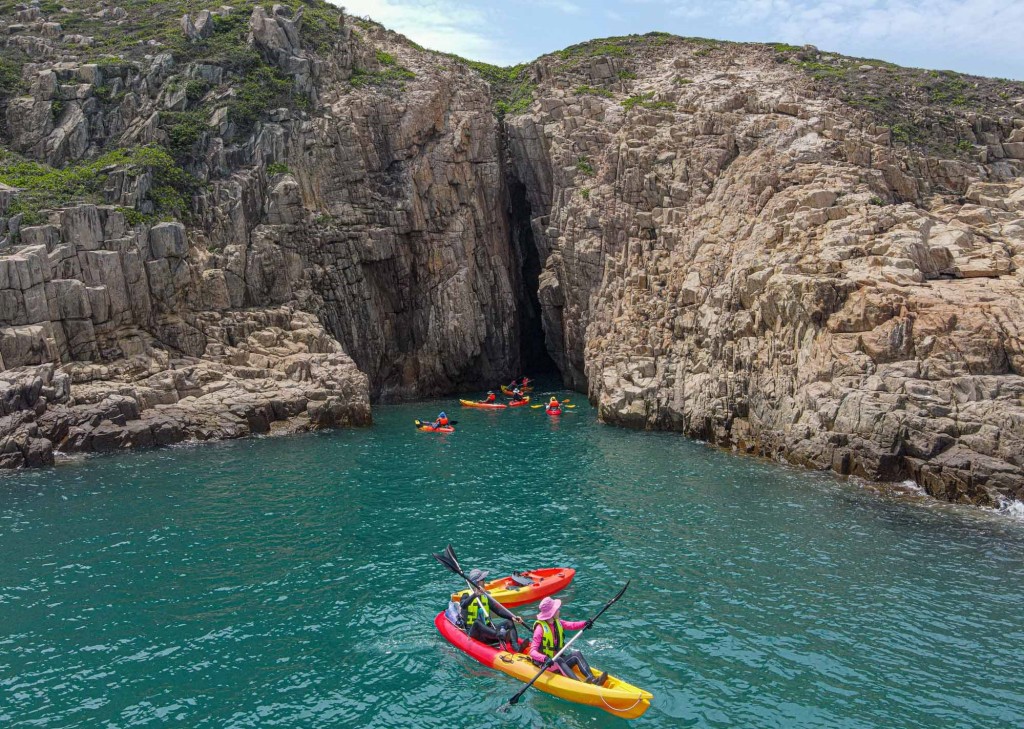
[
  {"x1": 1, "y1": 3, "x2": 517, "y2": 463},
  {"x1": 506, "y1": 39, "x2": 1024, "y2": 505}
]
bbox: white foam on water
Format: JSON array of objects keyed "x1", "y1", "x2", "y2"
[
  {"x1": 896, "y1": 479, "x2": 926, "y2": 495},
  {"x1": 996, "y1": 497, "x2": 1024, "y2": 521}
]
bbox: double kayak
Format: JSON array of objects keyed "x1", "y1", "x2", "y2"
[
  {"x1": 508, "y1": 397, "x2": 530, "y2": 407},
  {"x1": 435, "y1": 612, "x2": 653, "y2": 719},
  {"x1": 501, "y1": 385, "x2": 534, "y2": 395},
  {"x1": 459, "y1": 399, "x2": 507, "y2": 410},
  {"x1": 451, "y1": 567, "x2": 575, "y2": 608}
]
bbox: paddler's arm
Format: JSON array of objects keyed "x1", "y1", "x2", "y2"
[{"x1": 486, "y1": 594, "x2": 525, "y2": 624}]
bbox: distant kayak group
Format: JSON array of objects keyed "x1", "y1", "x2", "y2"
[
  {"x1": 433, "y1": 545, "x2": 653, "y2": 719},
  {"x1": 415, "y1": 377, "x2": 573, "y2": 432}
]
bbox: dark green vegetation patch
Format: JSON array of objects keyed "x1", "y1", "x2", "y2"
[{"x1": 0, "y1": 146, "x2": 198, "y2": 226}]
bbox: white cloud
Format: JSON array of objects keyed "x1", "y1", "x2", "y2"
[{"x1": 333, "y1": 0, "x2": 522, "y2": 64}]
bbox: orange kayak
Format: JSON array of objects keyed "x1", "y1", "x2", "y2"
[
  {"x1": 451, "y1": 567, "x2": 575, "y2": 607},
  {"x1": 459, "y1": 399, "x2": 507, "y2": 409},
  {"x1": 508, "y1": 397, "x2": 530, "y2": 407},
  {"x1": 435, "y1": 612, "x2": 653, "y2": 719}
]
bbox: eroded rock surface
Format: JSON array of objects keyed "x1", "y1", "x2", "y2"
[
  {"x1": 0, "y1": 3, "x2": 518, "y2": 462},
  {"x1": 506, "y1": 39, "x2": 1024, "y2": 505}
]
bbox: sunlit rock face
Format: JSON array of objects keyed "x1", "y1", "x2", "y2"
[{"x1": 505, "y1": 38, "x2": 1024, "y2": 505}]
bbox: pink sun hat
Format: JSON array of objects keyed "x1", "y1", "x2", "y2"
[{"x1": 537, "y1": 596, "x2": 562, "y2": 621}]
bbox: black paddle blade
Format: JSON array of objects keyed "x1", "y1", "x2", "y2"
[
  {"x1": 432, "y1": 551, "x2": 458, "y2": 574},
  {"x1": 444, "y1": 544, "x2": 462, "y2": 574}
]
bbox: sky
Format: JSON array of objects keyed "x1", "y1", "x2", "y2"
[{"x1": 334, "y1": 0, "x2": 1024, "y2": 80}]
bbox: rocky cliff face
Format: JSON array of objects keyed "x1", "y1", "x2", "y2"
[
  {"x1": 0, "y1": 2, "x2": 520, "y2": 466},
  {"x1": 2, "y1": 5, "x2": 1024, "y2": 509},
  {"x1": 505, "y1": 37, "x2": 1024, "y2": 506}
]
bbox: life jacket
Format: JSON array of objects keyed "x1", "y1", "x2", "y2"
[
  {"x1": 439, "y1": 416, "x2": 449, "y2": 426},
  {"x1": 534, "y1": 619, "x2": 564, "y2": 658},
  {"x1": 486, "y1": 394, "x2": 496, "y2": 403},
  {"x1": 466, "y1": 595, "x2": 490, "y2": 628}
]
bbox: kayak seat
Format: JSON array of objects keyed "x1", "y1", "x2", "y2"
[{"x1": 509, "y1": 574, "x2": 534, "y2": 587}]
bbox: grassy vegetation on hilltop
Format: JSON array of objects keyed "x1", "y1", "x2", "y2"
[{"x1": 768, "y1": 44, "x2": 1024, "y2": 156}]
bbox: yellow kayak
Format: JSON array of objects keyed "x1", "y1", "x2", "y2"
[{"x1": 435, "y1": 612, "x2": 653, "y2": 719}]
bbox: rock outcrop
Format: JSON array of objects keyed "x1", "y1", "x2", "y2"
[
  {"x1": 505, "y1": 37, "x2": 1024, "y2": 506},
  {"x1": 1, "y1": 2, "x2": 519, "y2": 463}
]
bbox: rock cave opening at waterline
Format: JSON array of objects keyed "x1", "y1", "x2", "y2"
[{"x1": 509, "y1": 178, "x2": 559, "y2": 379}]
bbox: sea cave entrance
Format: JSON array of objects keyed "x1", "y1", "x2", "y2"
[{"x1": 508, "y1": 178, "x2": 559, "y2": 381}]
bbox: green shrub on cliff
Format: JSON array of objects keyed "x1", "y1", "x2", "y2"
[
  {"x1": 350, "y1": 49, "x2": 417, "y2": 89},
  {"x1": 575, "y1": 85, "x2": 613, "y2": 98},
  {"x1": 450, "y1": 58, "x2": 535, "y2": 116},
  {"x1": 0, "y1": 146, "x2": 197, "y2": 223},
  {"x1": 0, "y1": 56, "x2": 24, "y2": 98},
  {"x1": 621, "y1": 93, "x2": 675, "y2": 111},
  {"x1": 575, "y1": 157, "x2": 595, "y2": 176}
]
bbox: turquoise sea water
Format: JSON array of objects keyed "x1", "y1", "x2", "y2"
[{"x1": 2, "y1": 392, "x2": 1023, "y2": 728}]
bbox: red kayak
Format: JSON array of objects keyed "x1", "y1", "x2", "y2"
[
  {"x1": 450, "y1": 567, "x2": 575, "y2": 607},
  {"x1": 508, "y1": 397, "x2": 531, "y2": 408},
  {"x1": 546, "y1": 407, "x2": 562, "y2": 416}
]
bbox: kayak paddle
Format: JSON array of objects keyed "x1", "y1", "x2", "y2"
[
  {"x1": 505, "y1": 581, "x2": 631, "y2": 708},
  {"x1": 432, "y1": 545, "x2": 515, "y2": 618}
]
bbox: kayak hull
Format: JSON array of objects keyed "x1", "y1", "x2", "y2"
[
  {"x1": 451, "y1": 567, "x2": 575, "y2": 608},
  {"x1": 459, "y1": 399, "x2": 507, "y2": 410},
  {"x1": 418, "y1": 425, "x2": 454, "y2": 433},
  {"x1": 435, "y1": 613, "x2": 652, "y2": 719},
  {"x1": 546, "y1": 409, "x2": 562, "y2": 416},
  {"x1": 508, "y1": 397, "x2": 530, "y2": 407}
]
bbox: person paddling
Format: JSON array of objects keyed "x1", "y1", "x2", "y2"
[
  {"x1": 431, "y1": 411, "x2": 450, "y2": 429},
  {"x1": 482, "y1": 391, "x2": 497, "y2": 404},
  {"x1": 460, "y1": 569, "x2": 526, "y2": 648},
  {"x1": 547, "y1": 397, "x2": 560, "y2": 412},
  {"x1": 529, "y1": 596, "x2": 607, "y2": 685},
  {"x1": 510, "y1": 388, "x2": 526, "y2": 403}
]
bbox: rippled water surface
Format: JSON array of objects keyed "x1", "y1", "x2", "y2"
[{"x1": 2, "y1": 392, "x2": 1024, "y2": 728}]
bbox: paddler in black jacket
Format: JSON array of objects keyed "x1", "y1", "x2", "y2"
[{"x1": 460, "y1": 568, "x2": 526, "y2": 649}]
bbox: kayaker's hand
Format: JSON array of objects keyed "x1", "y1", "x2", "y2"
[
  {"x1": 542, "y1": 658, "x2": 554, "y2": 669},
  {"x1": 584, "y1": 620, "x2": 594, "y2": 630},
  {"x1": 513, "y1": 615, "x2": 525, "y2": 626}
]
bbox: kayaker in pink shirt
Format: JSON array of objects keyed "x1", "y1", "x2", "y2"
[{"x1": 528, "y1": 596, "x2": 607, "y2": 685}]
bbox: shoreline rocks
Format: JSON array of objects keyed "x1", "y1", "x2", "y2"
[{"x1": 0, "y1": 307, "x2": 371, "y2": 467}]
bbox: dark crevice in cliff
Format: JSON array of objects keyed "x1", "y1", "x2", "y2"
[{"x1": 509, "y1": 178, "x2": 558, "y2": 378}]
